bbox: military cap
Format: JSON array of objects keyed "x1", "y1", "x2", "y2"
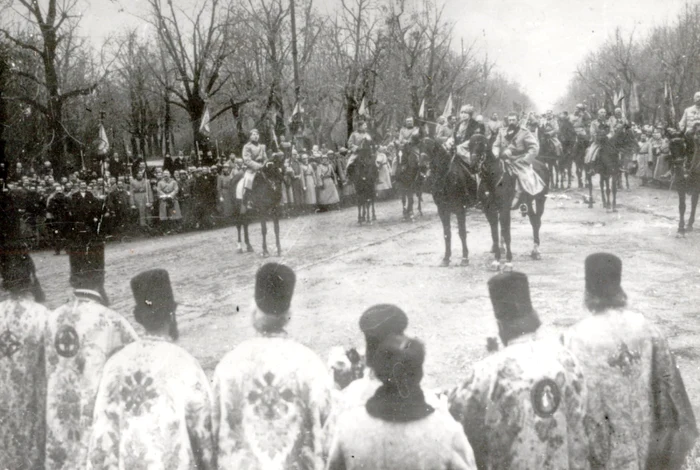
[
  {"x1": 255, "y1": 263, "x2": 296, "y2": 316},
  {"x1": 585, "y1": 253, "x2": 623, "y2": 299}
]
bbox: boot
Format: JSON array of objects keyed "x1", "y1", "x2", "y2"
[
  {"x1": 242, "y1": 188, "x2": 253, "y2": 210},
  {"x1": 511, "y1": 186, "x2": 522, "y2": 210}
]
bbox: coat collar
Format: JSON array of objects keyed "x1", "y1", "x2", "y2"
[{"x1": 73, "y1": 289, "x2": 105, "y2": 305}]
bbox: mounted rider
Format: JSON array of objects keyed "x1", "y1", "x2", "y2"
[
  {"x1": 585, "y1": 108, "x2": 611, "y2": 167},
  {"x1": 346, "y1": 119, "x2": 372, "y2": 173},
  {"x1": 541, "y1": 109, "x2": 563, "y2": 156},
  {"x1": 679, "y1": 91, "x2": 700, "y2": 156},
  {"x1": 492, "y1": 112, "x2": 544, "y2": 214},
  {"x1": 608, "y1": 107, "x2": 627, "y2": 132},
  {"x1": 572, "y1": 103, "x2": 592, "y2": 141},
  {"x1": 241, "y1": 129, "x2": 267, "y2": 209},
  {"x1": 454, "y1": 104, "x2": 485, "y2": 146}
]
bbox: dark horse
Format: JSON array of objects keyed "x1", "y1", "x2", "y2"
[
  {"x1": 585, "y1": 125, "x2": 637, "y2": 212},
  {"x1": 537, "y1": 128, "x2": 561, "y2": 190},
  {"x1": 396, "y1": 141, "x2": 421, "y2": 220},
  {"x1": 233, "y1": 153, "x2": 285, "y2": 256},
  {"x1": 671, "y1": 125, "x2": 700, "y2": 236},
  {"x1": 558, "y1": 117, "x2": 578, "y2": 189},
  {"x1": 347, "y1": 139, "x2": 378, "y2": 224},
  {"x1": 421, "y1": 138, "x2": 477, "y2": 266},
  {"x1": 470, "y1": 134, "x2": 549, "y2": 270},
  {"x1": 572, "y1": 134, "x2": 589, "y2": 188}
]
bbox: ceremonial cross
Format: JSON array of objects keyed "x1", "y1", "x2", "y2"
[
  {"x1": 55, "y1": 326, "x2": 80, "y2": 358},
  {"x1": 0, "y1": 330, "x2": 21, "y2": 359}
]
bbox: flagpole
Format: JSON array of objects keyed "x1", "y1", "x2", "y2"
[{"x1": 215, "y1": 139, "x2": 221, "y2": 164}]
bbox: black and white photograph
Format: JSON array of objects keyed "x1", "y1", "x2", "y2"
[{"x1": 1, "y1": 0, "x2": 700, "y2": 467}]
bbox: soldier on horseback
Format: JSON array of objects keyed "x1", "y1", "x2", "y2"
[
  {"x1": 585, "y1": 109, "x2": 611, "y2": 171},
  {"x1": 572, "y1": 103, "x2": 592, "y2": 139},
  {"x1": 454, "y1": 105, "x2": 484, "y2": 146},
  {"x1": 346, "y1": 119, "x2": 373, "y2": 174},
  {"x1": 679, "y1": 91, "x2": 700, "y2": 157},
  {"x1": 241, "y1": 129, "x2": 267, "y2": 209},
  {"x1": 541, "y1": 110, "x2": 563, "y2": 156},
  {"x1": 492, "y1": 112, "x2": 544, "y2": 215}
]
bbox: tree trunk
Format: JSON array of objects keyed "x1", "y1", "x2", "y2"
[{"x1": 290, "y1": 0, "x2": 301, "y2": 104}]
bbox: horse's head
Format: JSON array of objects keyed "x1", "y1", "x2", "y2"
[
  {"x1": 468, "y1": 134, "x2": 490, "y2": 169},
  {"x1": 261, "y1": 152, "x2": 285, "y2": 182},
  {"x1": 419, "y1": 137, "x2": 448, "y2": 171}
]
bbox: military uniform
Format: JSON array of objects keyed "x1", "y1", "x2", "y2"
[
  {"x1": 87, "y1": 337, "x2": 215, "y2": 470},
  {"x1": 679, "y1": 104, "x2": 700, "y2": 136},
  {"x1": 563, "y1": 309, "x2": 698, "y2": 469},
  {"x1": 212, "y1": 334, "x2": 333, "y2": 469},
  {"x1": 45, "y1": 291, "x2": 138, "y2": 469},
  {"x1": 0, "y1": 293, "x2": 50, "y2": 469}
]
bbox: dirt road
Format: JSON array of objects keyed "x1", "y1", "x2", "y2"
[{"x1": 14, "y1": 176, "x2": 700, "y2": 459}]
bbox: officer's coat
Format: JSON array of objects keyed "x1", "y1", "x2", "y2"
[
  {"x1": 448, "y1": 334, "x2": 596, "y2": 470},
  {"x1": 0, "y1": 295, "x2": 50, "y2": 469},
  {"x1": 44, "y1": 292, "x2": 138, "y2": 470},
  {"x1": 563, "y1": 309, "x2": 697, "y2": 470},
  {"x1": 87, "y1": 337, "x2": 215, "y2": 470},
  {"x1": 212, "y1": 334, "x2": 332, "y2": 470}
]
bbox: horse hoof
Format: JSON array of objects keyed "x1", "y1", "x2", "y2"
[
  {"x1": 612, "y1": 208, "x2": 618, "y2": 213},
  {"x1": 687, "y1": 225, "x2": 694, "y2": 232},
  {"x1": 503, "y1": 262, "x2": 513, "y2": 272},
  {"x1": 237, "y1": 248, "x2": 243, "y2": 254},
  {"x1": 372, "y1": 215, "x2": 377, "y2": 221},
  {"x1": 490, "y1": 261, "x2": 501, "y2": 272},
  {"x1": 247, "y1": 246, "x2": 254, "y2": 253},
  {"x1": 440, "y1": 259, "x2": 450, "y2": 267},
  {"x1": 262, "y1": 251, "x2": 270, "y2": 258},
  {"x1": 531, "y1": 251, "x2": 542, "y2": 260},
  {"x1": 460, "y1": 258, "x2": 469, "y2": 266}
]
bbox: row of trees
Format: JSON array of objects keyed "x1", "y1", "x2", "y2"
[
  {"x1": 0, "y1": 0, "x2": 534, "y2": 176},
  {"x1": 560, "y1": 3, "x2": 700, "y2": 127}
]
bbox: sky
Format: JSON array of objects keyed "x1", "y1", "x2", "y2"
[{"x1": 70, "y1": 0, "x2": 693, "y2": 111}]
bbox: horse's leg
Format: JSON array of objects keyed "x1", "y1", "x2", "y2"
[
  {"x1": 245, "y1": 220, "x2": 253, "y2": 252},
  {"x1": 273, "y1": 212, "x2": 281, "y2": 256},
  {"x1": 486, "y1": 207, "x2": 500, "y2": 262},
  {"x1": 357, "y1": 199, "x2": 362, "y2": 224},
  {"x1": 678, "y1": 188, "x2": 687, "y2": 235},
  {"x1": 688, "y1": 191, "x2": 699, "y2": 231},
  {"x1": 407, "y1": 191, "x2": 414, "y2": 219},
  {"x1": 261, "y1": 218, "x2": 269, "y2": 256},
  {"x1": 528, "y1": 195, "x2": 544, "y2": 260},
  {"x1": 236, "y1": 224, "x2": 243, "y2": 253},
  {"x1": 401, "y1": 189, "x2": 407, "y2": 216},
  {"x1": 438, "y1": 206, "x2": 451, "y2": 266},
  {"x1": 600, "y1": 176, "x2": 608, "y2": 209},
  {"x1": 456, "y1": 207, "x2": 469, "y2": 266},
  {"x1": 417, "y1": 190, "x2": 423, "y2": 216},
  {"x1": 501, "y1": 205, "x2": 513, "y2": 268},
  {"x1": 587, "y1": 173, "x2": 594, "y2": 208},
  {"x1": 371, "y1": 198, "x2": 377, "y2": 221},
  {"x1": 611, "y1": 173, "x2": 618, "y2": 212}
]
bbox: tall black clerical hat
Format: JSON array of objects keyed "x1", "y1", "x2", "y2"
[{"x1": 255, "y1": 263, "x2": 295, "y2": 316}]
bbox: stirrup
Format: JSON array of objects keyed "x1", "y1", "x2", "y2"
[{"x1": 519, "y1": 204, "x2": 529, "y2": 216}]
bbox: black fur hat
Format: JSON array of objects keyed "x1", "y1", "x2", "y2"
[
  {"x1": 1, "y1": 250, "x2": 45, "y2": 302},
  {"x1": 131, "y1": 269, "x2": 177, "y2": 330},
  {"x1": 585, "y1": 253, "x2": 624, "y2": 299},
  {"x1": 488, "y1": 271, "x2": 541, "y2": 332},
  {"x1": 359, "y1": 304, "x2": 408, "y2": 340},
  {"x1": 255, "y1": 263, "x2": 296, "y2": 315}
]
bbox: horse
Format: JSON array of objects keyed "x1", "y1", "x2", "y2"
[
  {"x1": 558, "y1": 117, "x2": 578, "y2": 189},
  {"x1": 396, "y1": 142, "x2": 421, "y2": 220},
  {"x1": 233, "y1": 152, "x2": 285, "y2": 256},
  {"x1": 230, "y1": 174, "x2": 254, "y2": 253},
  {"x1": 585, "y1": 125, "x2": 636, "y2": 212},
  {"x1": 420, "y1": 138, "x2": 477, "y2": 266},
  {"x1": 572, "y1": 134, "x2": 590, "y2": 188},
  {"x1": 347, "y1": 139, "x2": 378, "y2": 224},
  {"x1": 470, "y1": 134, "x2": 549, "y2": 270},
  {"x1": 672, "y1": 125, "x2": 700, "y2": 236},
  {"x1": 537, "y1": 127, "x2": 561, "y2": 190}
]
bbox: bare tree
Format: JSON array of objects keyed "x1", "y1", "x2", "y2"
[{"x1": 1, "y1": 0, "x2": 105, "y2": 174}]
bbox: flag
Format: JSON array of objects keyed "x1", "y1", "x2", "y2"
[
  {"x1": 441, "y1": 94, "x2": 453, "y2": 118},
  {"x1": 418, "y1": 98, "x2": 426, "y2": 119},
  {"x1": 97, "y1": 123, "x2": 109, "y2": 156},
  {"x1": 629, "y1": 82, "x2": 640, "y2": 116},
  {"x1": 292, "y1": 101, "x2": 303, "y2": 118},
  {"x1": 199, "y1": 106, "x2": 211, "y2": 136},
  {"x1": 665, "y1": 81, "x2": 676, "y2": 124},
  {"x1": 358, "y1": 97, "x2": 368, "y2": 117}
]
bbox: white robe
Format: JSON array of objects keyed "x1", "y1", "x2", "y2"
[
  {"x1": 87, "y1": 337, "x2": 215, "y2": 470},
  {"x1": 212, "y1": 333, "x2": 333, "y2": 469},
  {"x1": 0, "y1": 295, "x2": 50, "y2": 469},
  {"x1": 44, "y1": 292, "x2": 138, "y2": 470}
]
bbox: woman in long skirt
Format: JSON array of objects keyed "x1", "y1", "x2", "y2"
[
  {"x1": 375, "y1": 146, "x2": 393, "y2": 199},
  {"x1": 301, "y1": 154, "x2": 318, "y2": 210},
  {"x1": 129, "y1": 171, "x2": 153, "y2": 229},
  {"x1": 316, "y1": 153, "x2": 340, "y2": 211}
]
